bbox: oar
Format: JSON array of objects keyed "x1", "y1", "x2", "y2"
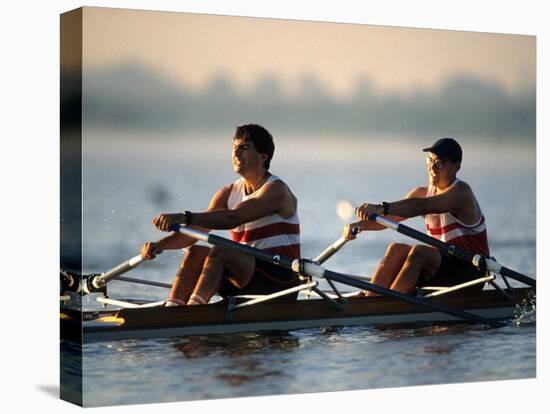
[
  {"x1": 172, "y1": 225, "x2": 505, "y2": 327},
  {"x1": 314, "y1": 226, "x2": 360, "y2": 264},
  {"x1": 85, "y1": 222, "x2": 356, "y2": 292},
  {"x1": 115, "y1": 276, "x2": 172, "y2": 289},
  {"x1": 368, "y1": 214, "x2": 536, "y2": 288},
  {"x1": 86, "y1": 255, "x2": 144, "y2": 292}
]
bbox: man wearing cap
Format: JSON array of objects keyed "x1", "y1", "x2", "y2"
[{"x1": 343, "y1": 138, "x2": 490, "y2": 296}]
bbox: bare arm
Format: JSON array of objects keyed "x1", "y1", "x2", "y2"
[
  {"x1": 141, "y1": 185, "x2": 231, "y2": 259},
  {"x1": 151, "y1": 180, "x2": 293, "y2": 234},
  {"x1": 381, "y1": 182, "x2": 472, "y2": 219},
  {"x1": 179, "y1": 181, "x2": 292, "y2": 230},
  {"x1": 344, "y1": 187, "x2": 427, "y2": 239},
  {"x1": 359, "y1": 186, "x2": 427, "y2": 230}
]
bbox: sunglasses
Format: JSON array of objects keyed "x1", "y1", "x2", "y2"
[{"x1": 426, "y1": 157, "x2": 447, "y2": 170}]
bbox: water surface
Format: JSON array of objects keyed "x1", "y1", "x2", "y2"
[{"x1": 73, "y1": 131, "x2": 536, "y2": 406}]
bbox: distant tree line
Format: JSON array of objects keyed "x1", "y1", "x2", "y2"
[{"x1": 64, "y1": 62, "x2": 535, "y2": 139}]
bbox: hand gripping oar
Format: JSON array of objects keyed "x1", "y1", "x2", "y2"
[
  {"x1": 368, "y1": 214, "x2": 536, "y2": 288},
  {"x1": 171, "y1": 224, "x2": 506, "y2": 327}
]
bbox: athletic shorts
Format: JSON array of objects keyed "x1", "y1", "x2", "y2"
[
  {"x1": 218, "y1": 259, "x2": 300, "y2": 299},
  {"x1": 418, "y1": 251, "x2": 486, "y2": 291}
]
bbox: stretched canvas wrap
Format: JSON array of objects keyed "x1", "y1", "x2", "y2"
[{"x1": 60, "y1": 7, "x2": 536, "y2": 407}]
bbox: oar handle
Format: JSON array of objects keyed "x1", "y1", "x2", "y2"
[
  {"x1": 313, "y1": 226, "x2": 360, "y2": 264},
  {"x1": 368, "y1": 214, "x2": 536, "y2": 288}
]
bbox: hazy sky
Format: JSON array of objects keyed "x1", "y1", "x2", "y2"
[{"x1": 82, "y1": 7, "x2": 535, "y2": 98}]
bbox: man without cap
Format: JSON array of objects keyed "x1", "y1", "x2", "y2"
[
  {"x1": 344, "y1": 138, "x2": 490, "y2": 296},
  {"x1": 140, "y1": 124, "x2": 301, "y2": 306}
]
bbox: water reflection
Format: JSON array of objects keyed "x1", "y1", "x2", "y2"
[
  {"x1": 374, "y1": 323, "x2": 480, "y2": 339},
  {"x1": 60, "y1": 340, "x2": 83, "y2": 405},
  {"x1": 172, "y1": 331, "x2": 300, "y2": 386},
  {"x1": 173, "y1": 331, "x2": 299, "y2": 359}
]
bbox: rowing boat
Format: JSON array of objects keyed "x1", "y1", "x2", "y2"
[
  {"x1": 61, "y1": 287, "x2": 533, "y2": 342},
  {"x1": 60, "y1": 215, "x2": 536, "y2": 343}
]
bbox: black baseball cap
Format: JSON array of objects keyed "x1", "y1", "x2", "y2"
[{"x1": 422, "y1": 138, "x2": 462, "y2": 163}]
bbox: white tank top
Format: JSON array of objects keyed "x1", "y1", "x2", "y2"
[
  {"x1": 425, "y1": 178, "x2": 490, "y2": 255},
  {"x1": 227, "y1": 175, "x2": 301, "y2": 258}
]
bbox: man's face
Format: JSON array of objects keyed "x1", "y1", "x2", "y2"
[
  {"x1": 426, "y1": 152, "x2": 459, "y2": 186},
  {"x1": 232, "y1": 138, "x2": 266, "y2": 174}
]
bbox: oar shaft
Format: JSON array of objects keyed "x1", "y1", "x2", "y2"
[
  {"x1": 499, "y1": 266, "x2": 536, "y2": 288},
  {"x1": 369, "y1": 214, "x2": 536, "y2": 288},
  {"x1": 314, "y1": 237, "x2": 348, "y2": 264},
  {"x1": 174, "y1": 226, "x2": 297, "y2": 269},
  {"x1": 374, "y1": 215, "x2": 471, "y2": 259},
  {"x1": 93, "y1": 255, "x2": 144, "y2": 288},
  {"x1": 314, "y1": 226, "x2": 359, "y2": 264},
  {"x1": 324, "y1": 270, "x2": 505, "y2": 327},
  {"x1": 115, "y1": 276, "x2": 172, "y2": 289}
]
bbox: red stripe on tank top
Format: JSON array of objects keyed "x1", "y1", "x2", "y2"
[
  {"x1": 231, "y1": 222, "x2": 300, "y2": 243},
  {"x1": 426, "y1": 216, "x2": 485, "y2": 236}
]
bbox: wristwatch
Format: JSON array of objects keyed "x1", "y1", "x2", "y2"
[{"x1": 182, "y1": 211, "x2": 193, "y2": 225}]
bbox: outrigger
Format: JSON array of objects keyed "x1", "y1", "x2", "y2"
[{"x1": 60, "y1": 215, "x2": 536, "y2": 343}]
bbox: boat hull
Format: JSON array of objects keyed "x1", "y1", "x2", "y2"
[{"x1": 61, "y1": 288, "x2": 533, "y2": 342}]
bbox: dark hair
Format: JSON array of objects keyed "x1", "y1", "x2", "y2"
[{"x1": 234, "y1": 124, "x2": 275, "y2": 170}]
